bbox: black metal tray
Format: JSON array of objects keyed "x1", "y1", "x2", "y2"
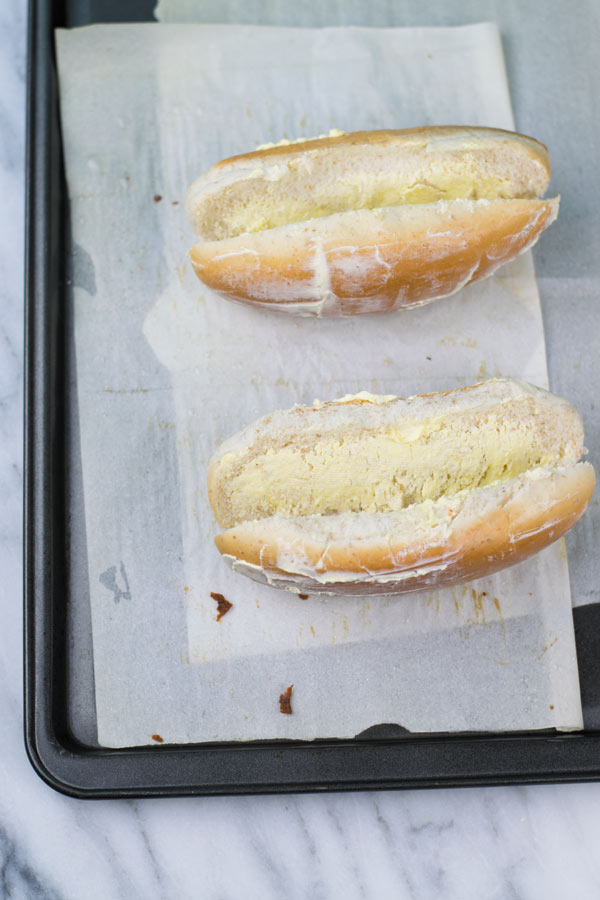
[{"x1": 24, "y1": 0, "x2": 600, "y2": 797}]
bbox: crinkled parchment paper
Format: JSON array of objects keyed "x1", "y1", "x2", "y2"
[{"x1": 55, "y1": 22, "x2": 583, "y2": 746}]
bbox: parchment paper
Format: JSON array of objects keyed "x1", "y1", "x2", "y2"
[{"x1": 55, "y1": 22, "x2": 583, "y2": 747}]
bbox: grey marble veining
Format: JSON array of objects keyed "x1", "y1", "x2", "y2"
[{"x1": 3, "y1": 2, "x2": 600, "y2": 898}]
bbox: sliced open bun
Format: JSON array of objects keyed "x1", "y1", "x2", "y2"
[
  {"x1": 208, "y1": 379, "x2": 595, "y2": 595},
  {"x1": 187, "y1": 127, "x2": 558, "y2": 316}
]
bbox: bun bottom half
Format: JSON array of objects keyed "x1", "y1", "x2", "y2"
[
  {"x1": 215, "y1": 463, "x2": 595, "y2": 596},
  {"x1": 190, "y1": 197, "x2": 558, "y2": 317}
]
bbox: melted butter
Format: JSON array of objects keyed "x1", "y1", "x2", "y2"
[
  {"x1": 313, "y1": 391, "x2": 398, "y2": 407},
  {"x1": 255, "y1": 129, "x2": 346, "y2": 150},
  {"x1": 224, "y1": 416, "x2": 557, "y2": 525},
  {"x1": 216, "y1": 171, "x2": 517, "y2": 239}
]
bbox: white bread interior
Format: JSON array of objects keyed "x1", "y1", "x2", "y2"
[{"x1": 208, "y1": 380, "x2": 595, "y2": 594}]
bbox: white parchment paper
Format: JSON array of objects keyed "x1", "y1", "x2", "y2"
[{"x1": 55, "y1": 22, "x2": 583, "y2": 747}]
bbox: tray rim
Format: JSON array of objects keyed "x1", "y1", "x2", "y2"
[{"x1": 24, "y1": 0, "x2": 600, "y2": 799}]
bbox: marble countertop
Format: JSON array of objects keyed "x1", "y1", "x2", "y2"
[{"x1": 3, "y1": 1, "x2": 600, "y2": 897}]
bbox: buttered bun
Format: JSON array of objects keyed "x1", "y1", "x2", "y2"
[
  {"x1": 208, "y1": 379, "x2": 594, "y2": 595},
  {"x1": 187, "y1": 127, "x2": 558, "y2": 316}
]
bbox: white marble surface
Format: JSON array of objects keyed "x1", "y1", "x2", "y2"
[{"x1": 3, "y1": 2, "x2": 600, "y2": 898}]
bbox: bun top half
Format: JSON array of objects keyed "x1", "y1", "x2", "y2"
[
  {"x1": 208, "y1": 378, "x2": 585, "y2": 530},
  {"x1": 187, "y1": 127, "x2": 551, "y2": 241}
]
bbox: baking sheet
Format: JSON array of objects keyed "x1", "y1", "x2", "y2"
[{"x1": 55, "y1": 22, "x2": 583, "y2": 747}]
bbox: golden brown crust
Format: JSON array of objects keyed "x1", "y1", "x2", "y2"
[
  {"x1": 190, "y1": 197, "x2": 558, "y2": 316},
  {"x1": 212, "y1": 126, "x2": 550, "y2": 178},
  {"x1": 214, "y1": 464, "x2": 595, "y2": 595}
]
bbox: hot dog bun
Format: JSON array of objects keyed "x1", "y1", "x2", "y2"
[
  {"x1": 208, "y1": 379, "x2": 594, "y2": 595},
  {"x1": 187, "y1": 127, "x2": 558, "y2": 316}
]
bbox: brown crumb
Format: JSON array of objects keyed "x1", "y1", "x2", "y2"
[
  {"x1": 211, "y1": 591, "x2": 233, "y2": 621},
  {"x1": 298, "y1": 593, "x2": 310, "y2": 600},
  {"x1": 153, "y1": 194, "x2": 163, "y2": 203},
  {"x1": 151, "y1": 733, "x2": 164, "y2": 743},
  {"x1": 426, "y1": 356, "x2": 432, "y2": 360},
  {"x1": 172, "y1": 200, "x2": 179, "y2": 205},
  {"x1": 549, "y1": 705, "x2": 554, "y2": 710},
  {"x1": 279, "y1": 685, "x2": 294, "y2": 715}
]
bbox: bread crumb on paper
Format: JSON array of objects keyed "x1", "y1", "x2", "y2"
[
  {"x1": 211, "y1": 591, "x2": 233, "y2": 621},
  {"x1": 279, "y1": 685, "x2": 294, "y2": 715}
]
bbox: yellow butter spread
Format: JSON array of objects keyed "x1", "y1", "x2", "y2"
[
  {"x1": 215, "y1": 171, "x2": 517, "y2": 239},
  {"x1": 221, "y1": 413, "x2": 561, "y2": 525},
  {"x1": 255, "y1": 129, "x2": 346, "y2": 151}
]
